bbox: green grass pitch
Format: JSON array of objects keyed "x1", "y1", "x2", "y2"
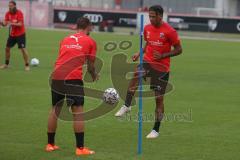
[{"x1": 0, "y1": 28, "x2": 240, "y2": 160}]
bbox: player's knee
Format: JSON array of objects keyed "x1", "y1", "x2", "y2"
[
  {"x1": 156, "y1": 95, "x2": 164, "y2": 102},
  {"x1": 5, "y1": 47, "x2": 10, "y2": 52},
  {"x1": 155, "y1": 107, "x2": 164, "y2": 114},
  {"x1": 20, "y1": 48, "x2": 26, "y2": 53},
  {"x1": 52, "y1": 106, "x2": 62, "y2": 117},
  {"x1": 155, "y1": 91, "x2": 164, "y2": 99},
  {"x1": 128, "y1": 87, "x2": 136, "y2": 93},
  {"x1": 133, "y1": 71, "x2": 139, "y2": 78}
]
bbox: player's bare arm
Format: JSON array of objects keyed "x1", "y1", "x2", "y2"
[
  {"x1": 0, "y1": 19, "x2": 22, "y2": 27},
  {"x1": 9, "y1": 21, "x2": 23, "y2": 27},
  {"x1": 132, "y1": 43, "x2": 147, "y2": 61},
  {"x1": 153, "y1": 43, "x2": 182, "y2": 60},
  {"x1": 0, "y1": 20, "x2": 9, "y2": 27},
  {"x1": 87, "y1": 59, "x2": 99, "y2": 81}
]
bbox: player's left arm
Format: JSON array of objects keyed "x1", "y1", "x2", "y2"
[
  {"x1": 1, "y1": 13, "x2": 10, "y2": 27},
  {"x1": 153, "y1": 30, "x2": 182, "y2": 60},
  {"x1": 87, "y1": 40, "x2": 99, "y2": 81}
]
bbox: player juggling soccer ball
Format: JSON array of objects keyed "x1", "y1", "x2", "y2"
[
  {"x1": 0, "y1": 1, "x2": 30, "y2": 71},
  {"x1": 46, "y1": 17, "x2": 98, "y2": 156},
  {"x1": 115, "y1": 5, "x2": 183, "y2": 138}
]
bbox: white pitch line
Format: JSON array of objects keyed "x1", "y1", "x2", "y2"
[{"x1": 181, "y1": 35, "x2": 240, "y2": 42}]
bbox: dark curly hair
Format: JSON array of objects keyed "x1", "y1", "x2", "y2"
[{"x1": 149, "y1": 5, "x2": 164, "y2": 16}]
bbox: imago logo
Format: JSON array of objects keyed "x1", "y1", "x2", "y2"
[{"x1": 83, "y1": 14, "x2": 103, "y2": 23}]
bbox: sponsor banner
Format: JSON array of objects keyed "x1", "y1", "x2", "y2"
[
  {"x1": 54, "y1": 9, "x2": 137, "y2": 27},
  {"x1": 168, "y1": 15, "x2": 240, "y2": 33}
]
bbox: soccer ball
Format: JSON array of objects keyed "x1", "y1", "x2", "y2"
[
  {"x1": 30, "y1": 58, "x2": 39, "y2": 66},
  {"x1": 103, "y1": 88, "x2": 120, "y2": 105}
]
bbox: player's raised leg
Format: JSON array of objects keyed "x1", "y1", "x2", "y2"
[{"x1": 115, "y1": 67, "x2": 141, "y2": 117}]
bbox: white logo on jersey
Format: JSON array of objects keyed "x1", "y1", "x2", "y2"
[
  {"x1": 70, "y1": 35, "x2": 79, "y2": 43},
  {"x1": 64, "y1": 45, "x2": 82, "y2": 50},
  {"x1": 146, "y1": 31, "x2": 150, "y2": 39},
  {"x1": 160, "y1": 33, "x2": 165, "y2": 38},
  {"x1": 148, "y1": 40, "x2": 163, "y2": 46}
]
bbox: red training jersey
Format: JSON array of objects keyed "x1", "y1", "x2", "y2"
[
  {"x1": 5, "y1": 10, "x2": 25, "y2": 37},
  {"x1": 143, "y1": 22, "x2": 181, "y2": 72},
  {"x1": 52, "y1": 32, "x2": 97, "y2": 80}
]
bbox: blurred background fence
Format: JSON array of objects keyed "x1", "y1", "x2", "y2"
[{"x1": 1, "y1": 0, "x2": 240, "y2": 33}]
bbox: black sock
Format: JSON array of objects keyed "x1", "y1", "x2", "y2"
[
  {"x1": 153, "y1": 121, "x2": 161, "y2": 132},
  {"x1": 75, "y1": 132, "x2": 84, "y2": 148},
  {"x1": 124, "y1": 91, "x2": 134, "y2": 107},
  {"x1": 25, "y1": 63, "x2": 29, "y2": 66},
  {"x1": 47, "y1": 132, "x2": 55, "y2": 145},
  {"x1": 5, "y1": 60, "x2": 9, "y2": 65}
]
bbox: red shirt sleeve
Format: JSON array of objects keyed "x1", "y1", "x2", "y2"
[
  {"x1": 167, "y1": 30, "x2": 180, "y2": 46},
  {"x1": 17, "y1": 11, "x2": 24, "y2": 23},
  {"x1": 88, "y1": 39, "x2": 97, "y2": 61},
  {"x1": 5, "y1": 12, "x2": 9, "y2": 21}
]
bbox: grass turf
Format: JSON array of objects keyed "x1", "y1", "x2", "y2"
[{"x1": 0, "y1": 28, "x2": 240, "y2": 160}]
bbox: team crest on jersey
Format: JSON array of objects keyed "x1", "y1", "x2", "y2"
[{"x1": 160, "y1": 32, "x2": 165, "y2": 38}]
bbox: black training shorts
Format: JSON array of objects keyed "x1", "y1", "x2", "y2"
[
  {"x1": 51, "y1": 79, "x2": 84, "y2": 107},
  {"x1": 138, "y1": 62, "x2": 169, "y2": 94},
  {"x1": 6, "y1": 34, "x2": 26, "y2": 49}
]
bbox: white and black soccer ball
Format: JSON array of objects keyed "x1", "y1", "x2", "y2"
[
  {"x1": 103, "y1": 88, "x2": 120, "y2": 105},
  {"x1": 30, "y1": 58, "x2": 39, "y2": 66}
]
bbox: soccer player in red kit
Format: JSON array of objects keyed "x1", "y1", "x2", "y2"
[
  {"x1": 0, "y1": 1, "x2": 30, "y2": 71},
  {"x1": 115, "y1": 5, "x2": 182, "y2": 138},
  {"x1": 46, "y1": 17, "x2": 98, "y2": 156}
]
